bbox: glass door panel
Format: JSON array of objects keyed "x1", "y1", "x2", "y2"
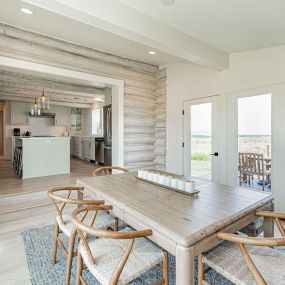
[
  {"x1": 237, "y1": 94, "x2": 271, "y2": 191},
  {"x1": 183, "y1": 96, "x2": 220, "y2": 182},
  {"x1": 190, "y1": 103, "x2": 212, "y2": 180}
]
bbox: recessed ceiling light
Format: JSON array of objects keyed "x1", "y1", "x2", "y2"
[
  {"x1": 21, "y1": 8, "x2": 34, "y2": 15},
  {"x1": 161, "y1": 0, "x2": 175, "y2": 6},
  {"x1": 148, "y1": 51, "x2": 156, "y2": 55}
]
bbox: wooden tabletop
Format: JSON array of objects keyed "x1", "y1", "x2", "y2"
[{"x1": 77, "y1": 172, "x2": 273, "y2": 247}]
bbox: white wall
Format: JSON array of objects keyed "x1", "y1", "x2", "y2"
[{"x1": 165, "y1": 45, "x2": 285, "y2": 211}]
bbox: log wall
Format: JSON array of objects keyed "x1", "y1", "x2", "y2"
[
  {"x1": 0, "y1": 24, "x2": 166, "y2": 170},
  {"x1": 154, "y1": 69, "x2": 167, "y2": 170}
]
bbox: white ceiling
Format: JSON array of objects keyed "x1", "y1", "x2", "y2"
[
  {"x1": 118, "y1": 0, "x2": 285, "y2": 53},
  {"x1": 0, "y1": 0, "x2": 181, "y2": 66},
  {"x1": 1, "y1": 0, "x2": 284, "y2": 70}
]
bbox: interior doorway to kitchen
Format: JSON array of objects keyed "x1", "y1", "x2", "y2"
[
  {"x1": 237, "y1": 94, "x2": 272, "y2": 191},
  {"x1": 0, "y1": 56, "x2": 124, "y2": 196}
]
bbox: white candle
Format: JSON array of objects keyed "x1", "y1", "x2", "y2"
[
  {"x1": 185, "y1": 181, "x2": 195, "y2": 192},
  {"x1": 170, "y1": 178, "x2": 178, "y2": 188},
  {"x1": 177, "y1": 179, "x2": 185, "y2": 190},
  {"x1": 147, "y1": 171, "x2": 154, "y2": 181},
  {"x1": 153, "y1": 173, "x2": 159, "y2": 183},
  {"x1": 158, "y1": 174, "x2": 165, "y2": 184},
  {"x1": 138, "y1": 170, "x2": 143, "y2": 178},
  {"x1": 142, "y1": 170, "x2": 148, "y2": 180},
  {"x1": 164, "y1": 176, "x2": 171, "y2": 186}
]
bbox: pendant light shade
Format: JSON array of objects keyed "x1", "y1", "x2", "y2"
[{"x1": 40, "y1": 88, "x2": 49, "y2": 109}]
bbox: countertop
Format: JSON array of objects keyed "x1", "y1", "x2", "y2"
[{"x1": 15, "y1": 136, "x2": 71, "y2": 139}]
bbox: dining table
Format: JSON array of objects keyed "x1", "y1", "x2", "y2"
[{"x1": 76, "y1": 171, "x2": 274, "y2": 285}]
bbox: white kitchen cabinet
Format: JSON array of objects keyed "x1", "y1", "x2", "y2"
[
  {"x1": 71, "y1": 136, "x2": 82, "y2": 158},
  {"x1": 20, "y1": 137, "x2": 70, "y2": 179},
  {"x1": 81, "y1": 138, "x2": 93, "y2": 161},
  {"x1": 11, "y1": 101, "x2": 29, "y2": 125},
  {"x1": 55, "y1": 106, "x2": 70, "y2": 126},
  {"x1": 90, "y1": 139, "x2": 95, "y2": 161},
  {"x1": 71, "y1": 136, "x2": 94, "y2": 161}
]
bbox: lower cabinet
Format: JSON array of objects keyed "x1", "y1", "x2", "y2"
[{"x1": 71, "y1": 136, "x2": 94, "y2": 161}]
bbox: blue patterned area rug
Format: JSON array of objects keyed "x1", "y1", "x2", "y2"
[{"x1": 22, "y1": 225, "x2": 233, "y2": 285}]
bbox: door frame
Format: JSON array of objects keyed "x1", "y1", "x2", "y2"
[
  {"x1": 227, "y1": 88, "x2": 273, "y2": 187},
  {"x1": 183, "y1": 95, "x2": 220, "y2": 182},
  {"x1": 0, "y1": 56, "x2": 124, "y2": 166}
]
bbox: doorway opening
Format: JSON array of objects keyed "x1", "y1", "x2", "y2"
[
  {"x1": 237, "y1": 94, "x2": 271, "y2": 191},
  {"x1": 183, "y1": 96, "x2": 220, "y2": 182},
  {"x1": 0, "y1": 106, "x2": 3, "y2": 157}
]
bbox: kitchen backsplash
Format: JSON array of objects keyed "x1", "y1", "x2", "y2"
[{"x1": 28, "y1": 117, "x2": 67, "y2": 136}]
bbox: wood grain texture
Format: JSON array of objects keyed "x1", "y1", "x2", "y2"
[
  {"x1": 0, "y1": 24, "x2": 166, "y2": 170},
  {"x1": 77, "y1": 172, "x2": 274, "y2": 284},
  {"x1": 155, "y1": 69, "x2": 167, "y2": 170}
]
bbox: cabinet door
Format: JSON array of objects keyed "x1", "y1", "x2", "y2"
[
  {"x1": 90, "y1": 141, "x2": 95, "y2": 161},
  {"x1": 87, "y1": 140, "x2": 92, "y2": 161},
  {"x1": 55, "y1": 106, "x2": 70, "y2": 126},
  {"x1": 11, "y1": 102, "x2": 28, "y2": 125}
]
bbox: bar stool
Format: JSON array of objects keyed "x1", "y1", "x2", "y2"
[{"x1": 13, "y1": 147, "x2": 23, "y2": 178}]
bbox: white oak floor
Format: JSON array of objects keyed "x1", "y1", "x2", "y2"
[
  {"x1": 0, "y1": 157, "x2": 99, "y2": 284},
  {"x1": 0, "y1": 157, "x2": 98, "y2": 196},
  {"x1": 0, "y1": 204, "x2": 56, "y2": 285}
]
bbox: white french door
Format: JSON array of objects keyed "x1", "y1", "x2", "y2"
[{"x1": 183, "y1": 96, "x2": 220, "y2": 182}]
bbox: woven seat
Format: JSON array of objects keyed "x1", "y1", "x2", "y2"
[
  {"x1": 79, "y1": 227, "x2": 164, "y2": 285},
  {"x1": 56, "y1": 211, "x2": 115, "y2": 237},
  {"x1": 72, "y1": 205, "x2": 168, "y2": 285},
  {"x1": 203, "y1": 241, "x2": 285, "y2": 285}
]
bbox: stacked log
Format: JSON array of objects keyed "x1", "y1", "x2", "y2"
[
  {"x1": 0, "y1": 23, "x2": 163, "y2": 170},
  {"x1": 154, "y1": 69, "x2": 167, "y2": 170}
]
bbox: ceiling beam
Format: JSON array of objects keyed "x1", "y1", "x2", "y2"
[
  {"x1": 0, "y1": 85, "x2": 104, "y2": 103},
  {"x1": 0, "y1": 71, "x2": 105, "y2": 95},
  {"x1": 24, "y1": 0, "x2": 229, "y2": 70},
  {"x1": 0, "y1": 94, "x2": 91, "y2": 108}
]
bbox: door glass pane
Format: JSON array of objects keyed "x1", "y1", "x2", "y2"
[
  {"x1": 238, "y1": 94, "x2": 271, "y2": 191},
  {"x1": 191, "y1": 103, "x2": 212, "y2": 180}
]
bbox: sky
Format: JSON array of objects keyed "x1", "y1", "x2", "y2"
[
  {"x1": 190, "y1": 94, "x2": 271, "y2": 136},
  {"x1": 238, "y1": 94, "x2": 271, "y2": 135}
]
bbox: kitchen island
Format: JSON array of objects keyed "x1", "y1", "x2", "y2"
[{"x1": 16, "y1": 137, "x2": 70, "y2": 179}]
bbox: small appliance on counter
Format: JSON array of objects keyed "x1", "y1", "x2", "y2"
[
  {"x1": 24, "y1": 131, "x2": 32, "y2": 137},
  {"x1": 13, "y1": 128, "x2": 21, "y2": 136}
]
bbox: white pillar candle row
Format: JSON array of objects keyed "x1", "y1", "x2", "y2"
[{"x1": 138, "y1": 170, "x2": 196, "y2": 193}]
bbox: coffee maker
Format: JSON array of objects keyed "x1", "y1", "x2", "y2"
[{"x1": 13, "y1": 128, "x2": 20, "y2": 136}]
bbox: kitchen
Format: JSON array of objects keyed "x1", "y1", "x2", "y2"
[{"x1": 1, "y1": 70, "x2": 113, "y2": 180}]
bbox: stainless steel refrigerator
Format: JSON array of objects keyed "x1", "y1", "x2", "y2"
[{"x1": 103, "y1": 104, "x2": 112, "y2": 166}]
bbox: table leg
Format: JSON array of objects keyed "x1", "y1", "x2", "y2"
[
  {"x1": 77, "y1": 188, "x2": 83, "y2": 208},
  {"x1": 176, "y1": 244, "x2": 195, "y2": 285},
  {"x1": 264, "y1": 202, "x2": 274, "y2": 237}
]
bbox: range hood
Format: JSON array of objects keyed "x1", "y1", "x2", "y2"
[{"x1": 28, "y1": 112, "x2": 56, "y2": 118}]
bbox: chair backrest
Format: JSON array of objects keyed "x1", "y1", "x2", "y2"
[
  {"x1": 92, "y1": 166, "x2": 129, "y2": 177},
  {"x1": 47, "y1": 186, "x2": 105, "y2": 225},
  {"x1": 238, "y1": 153, "x2": 264, "y2": 175},
  {"x1": 71, "y1": 205, "x2": 152, "y2": 284}
]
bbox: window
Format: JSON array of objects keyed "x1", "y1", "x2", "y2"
[
  {"x1": 92, "y1": 108, "x2": 103, "y2": 135},
  {"x1": 238, "y1": 94, "x2": 271, "y2": 191}
]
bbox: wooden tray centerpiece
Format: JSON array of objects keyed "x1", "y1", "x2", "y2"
[{"x1": 135, "y1": 169, "x2": 199, "y2": 196}]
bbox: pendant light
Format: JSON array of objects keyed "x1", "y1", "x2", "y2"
[
  {"x1": 40, "y1": 88, "x2": 49, "y2": 109},
  {"x1": 31, "y1": 97, "x2": 38, "y2": 115}
]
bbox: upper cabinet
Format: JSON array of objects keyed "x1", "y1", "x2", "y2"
[
  {"x1": 70, "y1": 108, "x2": 82, "y2": 131},
  {"x1": 55, "y1": 106, "x2": 70, "y2": 126},
  {"x1": 11, "y1": 101, "x2": 28, "y2": 125}
]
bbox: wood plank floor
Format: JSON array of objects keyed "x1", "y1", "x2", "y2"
[{"x1": 0, "y1": 157, "x2": 98, "y2": 196}]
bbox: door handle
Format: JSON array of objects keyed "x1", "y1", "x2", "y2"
[{"x1": 210, "y1": 152, "x2": 219, "y2": 157}]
